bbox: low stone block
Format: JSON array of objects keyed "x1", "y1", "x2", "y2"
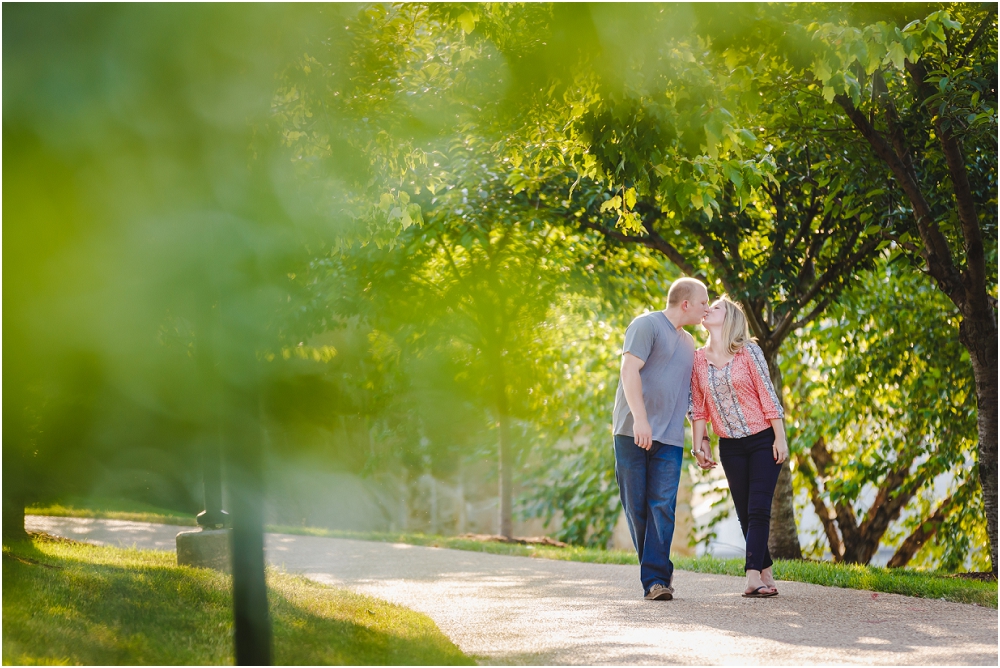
[{"x1": 176, "y1": 528, "x2": 231, "y2": 572}]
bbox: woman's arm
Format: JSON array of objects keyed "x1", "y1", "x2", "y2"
[
  {"x1": 745, "y1": 343, "x2": 784, "y2": 421},
  {"x1": 770, "y1": 418, "x2": 788, "y2": 464},
  {"x1": 692, "y1": 419, "x2": 716, "y2": 469},
  {"x1": 692, "y1": 419, "x2": 705, "y2": 453}
]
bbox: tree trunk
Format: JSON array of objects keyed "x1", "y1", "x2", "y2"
[
  {"x1": 960, "y1": 314, "x2": 999, "y2": 576},
  {"x1": 493, "y1": 352, "x2": 514, "y2": 539},
  {"x1": 2, "y1": 408, "x2": 30, "y2": 543},
  {"x1": 808, "y1": 436, "x2": 920, "y2": 565},
  {"x1": 2, "y1": 490, "x2": 27, "y2": 543},
  {"x1": 226, "y1": 385, "x2": 272, "y2": 666},
  {"x1": 762, "y1": 350, "x2": 802, "y2": 560},
  {"x1": 769, "y1": 464, "x2": 801, "y2": 559},
  {"x1": 497, "y1": 408, "x2": 514, "y2": 539}
]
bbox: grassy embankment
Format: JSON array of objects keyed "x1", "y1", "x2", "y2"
[
  {"x1": 27, "y1": 498, "x2": 199, "y2": 526},
  {"x1": 28, "y1": 501, "x2": 997, "y2": 609},
  {"x1": 2, "y1": 533, "x2": 472, "y2": 666}
]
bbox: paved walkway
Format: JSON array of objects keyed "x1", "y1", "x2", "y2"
[{"x1": 25, "y1": 516, "x2": 998, "y2": 665}]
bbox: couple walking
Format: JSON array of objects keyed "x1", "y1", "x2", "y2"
[{"x1": 612, "y1": 277, "x2": 788, "y2": 600}]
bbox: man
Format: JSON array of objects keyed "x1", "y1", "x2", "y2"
[{"x1": 612, "y1": 277, "x2": 709, "y2": 600}]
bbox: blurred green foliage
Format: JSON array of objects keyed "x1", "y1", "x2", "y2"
[{"x1": 3, "y1": 4, "x2": 359, "y2": 532}]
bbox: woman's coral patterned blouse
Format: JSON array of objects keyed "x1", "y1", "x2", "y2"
[{"x1": 690, "y1": 341, "x2": 784, "y2": 439}]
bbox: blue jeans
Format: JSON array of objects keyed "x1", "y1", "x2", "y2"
[{"x1": 614, "y1": 434, "x2": 683, "y2": 595}]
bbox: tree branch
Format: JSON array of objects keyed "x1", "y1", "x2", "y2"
[
  {"x1": 775, "y1": 230, "x2": 881, "y2": 341},
  {"x1": 873, "y1": 69, "x2": 916, "y2": 176},
  {"x1": 906, "y1": 59, "x2": 989, "y2": 317},
  {"x1": 689, "y1": 228, "x2": 737, "y2": 294},
  {"x1": 796, "y1": 452, "x2": 845, "y2": 559},
  {"x1": 809, "y1": 438, "x2": 863, "y2": 548},
  {"x1": 879, "y1": 229, "x2": 921, "y2": 254},
  {"x1": 788, "y1": 194, "x2": 822, "y2": 259},
  {"x1": 687, "y1": 224, "x2": 771, "y2": 340},
  {"x1": 886, "y1": 479, "x2": 969, "y2": 569},
  {"x1": 790, "y1": 289, "x2": 840, "y2": 331},
  {"x1": 835, "y1": 93, "x2": 966, "y2": 310},
  {"x1": 577, "y1": 218, "x2": 701, "y2": 278},
  {"x1": 858, "y1": 463, "x2": 915, "y2": 560},
  {"x1": 958, "y1": 13, "x2": 993, "y2": 68}
]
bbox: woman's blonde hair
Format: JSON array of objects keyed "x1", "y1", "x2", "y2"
[{"x1": 711, "y1": 295, "x2": 756, "y2": 355}]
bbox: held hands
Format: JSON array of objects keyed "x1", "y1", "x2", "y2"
[
  {"x1": 633, "y1": 417, "x2": 653, "y2": 450},
  {"x1": 693, "y1": 435, "x2": 717, "y2": 470},
  {"x1": 773, "y1": 436, "x2": 789, "y2": 465}
]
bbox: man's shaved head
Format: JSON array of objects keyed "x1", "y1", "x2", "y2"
[{"x1": 667, "y1": 277, "x2": 707, "y2": 307}]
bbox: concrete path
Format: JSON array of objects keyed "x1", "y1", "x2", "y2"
[{"x1": 25, "y1": 515, "x2": 998, "y2": 665}]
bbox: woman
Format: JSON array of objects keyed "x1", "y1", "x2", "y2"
[{"x1": 690, "y1": 296, "x2": 788, "y2": 598}]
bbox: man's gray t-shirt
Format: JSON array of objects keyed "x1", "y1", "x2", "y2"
[{"x1": 612, "y1": 311, "x2": 695, "y2": 446}]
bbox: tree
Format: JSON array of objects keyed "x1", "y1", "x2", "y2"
[
  {"x1": 800, "y1": 5, "x2": 998, "y2": 574},
  {"x1": 787, "y1": 261, "x2": 986, "y2": 570}
]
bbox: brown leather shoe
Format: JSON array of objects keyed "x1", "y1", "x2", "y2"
[{"x1": 644, "y1": 583, "x2": 674, "y2": 600}]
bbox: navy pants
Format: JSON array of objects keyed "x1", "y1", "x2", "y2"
[
  {"x1": 614, "y1": 435, "x2": 683, "y2": 594},
  {"x1": 718, "y1": 427, "x2": 782, "y2": 572}
]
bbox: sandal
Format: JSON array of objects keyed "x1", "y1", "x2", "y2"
[{"x1": 742, "y1": 585, "x2": 778, "y2": 598}]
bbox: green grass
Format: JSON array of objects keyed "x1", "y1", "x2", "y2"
[
  {"x1": 27, "y1": 499, "x2": 198, "y2": 527},
  {"x1": 670, "y1": 555, "x2": 997, "y2": 608},
  {"x1": 2, "y1": 535, "x2": 472, "y2": 666}
]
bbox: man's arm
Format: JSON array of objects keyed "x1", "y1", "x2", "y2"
[{"x1": 621, "y1": 352, "x2": 652, "y2": 450}]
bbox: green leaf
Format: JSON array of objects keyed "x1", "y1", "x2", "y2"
[
  {"x1": 406, "y1": 203, "x2": 423, "y2": 227},
  {"x1": 812, "y1": 59, "x2": 832, "y2": 82},
  {"x1": 885, "y1": 42, "x2": 907, "y2": 70},
  {"x1": 624, "y1": 187, "x2": 637, "y2": 209},
  {"x1": 458, "y1": 11, "x2": 477, "y2": 34},
  {"x1": 600, "y1": 195, "x2": 621, "y2": 213},
  {"x1": 723, "y1": 163, "x2": 743, "y2": 190},
  {"x1": 940, "y1": 15, "x2": 961, "y2": 31},
  {"x1": 737, "y1": 128, "x2": 757, "y2": 148},
  {"x1": 926, "y1": 20, "x2": 945, "y2": 42}
]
